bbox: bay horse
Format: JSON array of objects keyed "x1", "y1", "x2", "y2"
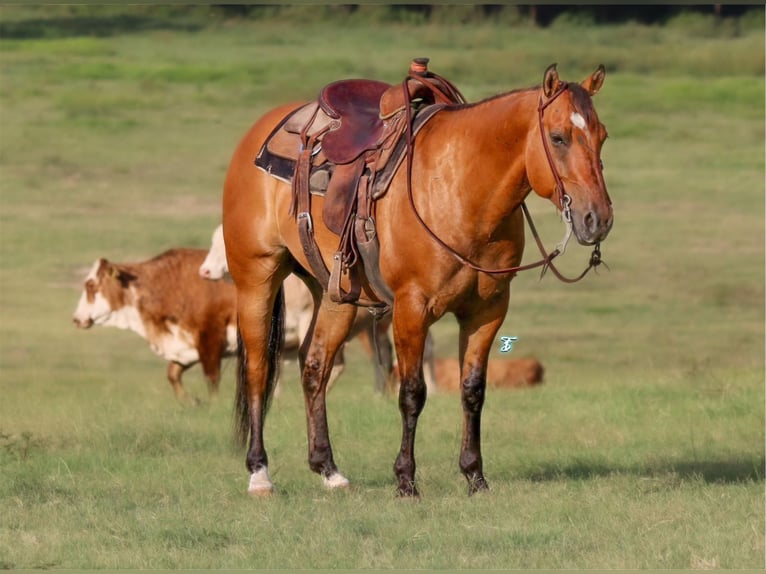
[{"x1": 223, "y1": 63, "x2": 613, "y2": 497}]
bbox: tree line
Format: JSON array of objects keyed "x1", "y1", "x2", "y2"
[{"x1": 214, "y1": 4, "x2": 758, "y2": 26}]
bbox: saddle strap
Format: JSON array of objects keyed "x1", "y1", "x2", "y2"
[
  {"x1": 295, "y1": 118, "x2": 332, "y2": 288},
  {"x1": 354, "y1": 177, "x2": 394, "y2": 307},
  {"x1": 328, "y1": 179, "x2": 362, "y2": 304},
  {"x1": 294, "y1": 105, "x2": 364, "y2": 304},
  {"x1": 297, "y1": 216, "x2": 331, "y2": 288}
]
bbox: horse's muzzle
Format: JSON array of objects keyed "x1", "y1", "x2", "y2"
[{"x1": 574, "y1": 206, "x2": 613, "y2": 246}]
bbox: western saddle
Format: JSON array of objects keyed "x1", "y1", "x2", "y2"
[{"x1": 255, "y1": 58, "x2": 464, "y2": 308}]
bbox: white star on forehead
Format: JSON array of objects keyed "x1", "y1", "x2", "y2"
[{"x1": 570, "y1": 112, "x2": 587, "y2": 130}]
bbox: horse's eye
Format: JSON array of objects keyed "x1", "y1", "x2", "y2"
[
  {"x1": 599, "y1": 159, "x2": 604, "y2": 170},
  {"x1": 550, "y1": 133, "x2": 567, "y2": 147}
]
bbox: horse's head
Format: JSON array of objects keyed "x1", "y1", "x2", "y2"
[{"x1": 526, "y1": 64, "x2": 613, "y2": 246}]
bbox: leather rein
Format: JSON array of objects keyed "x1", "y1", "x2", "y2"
[{"x1": 402, "y1": 78, "x2": 605, "y2": 283}]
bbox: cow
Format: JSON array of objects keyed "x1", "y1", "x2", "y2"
[
  {"x1": 198, "y1": 224, "x2": 227, "y2": 280},
  {"x1": 431, "y1": 357, "x2": 544, "y2": 392},
  {"x1": 72, "y1": 248, "x2": 237, "y2": 404},
  {"x1": 199, "y1": 224, "x2": 435, "y2": 394}
]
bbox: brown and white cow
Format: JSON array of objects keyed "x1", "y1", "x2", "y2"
[
  {"x1": 199, "y1": 224, "x2": 435, "y2": 394},
  {"x1": 73, "y1": 248, "x2": 238, "y2": 404}
]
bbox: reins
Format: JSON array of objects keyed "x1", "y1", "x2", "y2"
[{"x1": 402, "y1": 78, "x2": 605, "y2": 282}]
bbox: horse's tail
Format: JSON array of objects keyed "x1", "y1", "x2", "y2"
[{"x1": 234, "y1": 285, "x2": 285, "y2": 447}]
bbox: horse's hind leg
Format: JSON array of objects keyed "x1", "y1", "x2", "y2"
[
  {"x1": 234, "y1": 273, "x2": 287, "y2": 496},
  {"x1": 299, "y1": 293, "x2": 357, "y2": 488},
  {"x1": 456, "y1": 296, "x2": 509, "y2": 494}
]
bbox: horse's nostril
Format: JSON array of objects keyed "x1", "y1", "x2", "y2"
[{"x1": 583, "y1": 211, "x2": 597, "y2": 233}]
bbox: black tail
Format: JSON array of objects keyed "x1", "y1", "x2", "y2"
[{"x1": 234, "y1": 285, "x2": 285, "y2": 447}]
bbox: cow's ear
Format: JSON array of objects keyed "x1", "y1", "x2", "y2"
[
  {"x1": 112, "y1": 265, "x2": 136, "y2": 287},
  {"x1": 96, "y1": 258, "x2": 111, "y2": 275}
]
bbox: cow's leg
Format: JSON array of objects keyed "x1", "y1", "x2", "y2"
[
  {"x1": 198, "y1": 327, "x2": 224, "y2": 398},
  {"x1": 166, "y1": 361, "x2": 195, "y2": 404},
  {"x1": 325, "y1": 345, "x2": 345, "y2": 392},
  {"x1": 422, "y1": 330, "x2": 437, "y2": 394},
  {"x1": 300, "y1": 294, "x2": 356, "y2": 488},
  {"x1": 371, "y1": 317, "x2": 394, "y2": 395},
  {"x1": 456, "y1": 295, "x2": 508, "y2": 495},
  {"x1": 391, "y1": 296, "x2": 431, "y2": 497},
  {"x1": 353, "y1": 314, "x2": 394, "y2": 395},
  {"x1": 235, "y1": 273, "x2": 287, "y2": 496}
]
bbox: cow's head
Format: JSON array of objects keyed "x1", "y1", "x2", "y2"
[
  {"x1": 72, "y1": 258, "x2": 136, "y2": 329},
  {"x1": 198, "y1": 224, "x2": 228, "y2": 280}
]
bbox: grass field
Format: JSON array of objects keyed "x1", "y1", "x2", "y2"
[{"x1": 0, "y1": 6, "x2": 764, "y2": 570}]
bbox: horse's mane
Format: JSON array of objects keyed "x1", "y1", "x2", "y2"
[
  {"x1": 441, "y1": 82, "x2": 595, "y2": 119},
  {"x1": 442, "y1": 86, "x2": 535, "y2": 113}
]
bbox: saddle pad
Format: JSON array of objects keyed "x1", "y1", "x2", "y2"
[{"x1": 264, "y1": 103, "x2": 333, "y2": 162}]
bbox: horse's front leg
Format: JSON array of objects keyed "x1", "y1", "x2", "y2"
[
  {"x1": 300, "y1": 294, "x2": 357, "y2": 488},
  {"x1": 391, "y1": 296, "x2": 431, "y2": 497},
  {"x1": 456, "y1": 295, "x2": 509, "y2": 494}
]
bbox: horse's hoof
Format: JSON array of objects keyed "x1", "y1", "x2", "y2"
[
  {"x1": 396, "y1": 481, "x2": 420, "y2": 498},
  {"x1": 467, "y1": 476, "x2": 490, "y2": 495},
  {"x1": 323, "y1": 472, "x2": 350, "y2": 489},
  {"x1": 248, "y1": 486, "x2": 274, "y2": 497},
  {"x1": 247, "y1": 468, "x2": 274, "y2": 496}
]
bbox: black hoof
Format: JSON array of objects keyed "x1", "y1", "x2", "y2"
[
  {"x1": 467, "y1": 476, "x2": 489, "y2": 495},
  {"x1": 396, "y1": 480, "x2": 420, "y2": 498}
]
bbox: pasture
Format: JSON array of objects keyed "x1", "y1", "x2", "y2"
[{"x1": 0, "y1": 6, "x2": 764, "y2": 570}]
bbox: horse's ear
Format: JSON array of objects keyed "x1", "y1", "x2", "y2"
[
  {"x1": 542, "y1": 63, "x2": 560, "y2": 98},
  {"x1": 582, "y1": 65, "x2": 606, "y2": 96}
]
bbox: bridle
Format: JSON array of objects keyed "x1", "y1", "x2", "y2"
[{"x1": 403, "y1": 78, "x2": 606, "y2": 283}]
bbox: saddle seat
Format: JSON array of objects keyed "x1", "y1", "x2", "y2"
[{"x1": 319, "y1": 79, "x2": 392, "y2": 165}]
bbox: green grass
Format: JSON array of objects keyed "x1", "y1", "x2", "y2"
[{"x1": 0, "y1": 7, "x2": 764, "y2": 570}]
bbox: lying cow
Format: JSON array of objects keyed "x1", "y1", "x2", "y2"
[
  {"x1": 72, "y1": 248, "x2": 237, "y2": 404},
  {"x1": 432, "y1": 357, "x2": 544, "y2": 392},
  {"x1": 199, "y1": 224, "x2": 435, "y2": 394}
]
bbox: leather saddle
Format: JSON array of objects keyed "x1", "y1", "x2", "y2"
[
  {"x1": 320, "y1": 79, "x2": 392, "y2": 165},
  {"x1": 255, "y1": 58, "x2": 465, "y2": 306}
]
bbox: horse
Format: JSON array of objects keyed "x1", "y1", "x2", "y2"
[{"x1": 222, "y1": 63, "x2": 613, "y2": 497}]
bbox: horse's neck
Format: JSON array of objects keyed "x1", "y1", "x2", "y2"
[{"x1": 433, "y1": 89, "x2": 537, "y2": 218}]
